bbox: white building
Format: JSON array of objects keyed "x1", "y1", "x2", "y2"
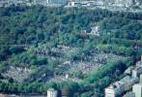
[
  {"x1": 47, "y1": 88, "x2": 58, "y2": 97},
  {"x1": 105, "y1": 76, "x2": 138, "y2": 97},
  {"x1": 133, "y1": 84, "x2": 142, "y2": 97}
]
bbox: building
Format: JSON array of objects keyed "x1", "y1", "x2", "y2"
[
  {"x1": 33, "y1": 0, "x2": 47, "y2": 6},
  {"x1": 0, "y1": 0, "x2": 11, "y2": 7},
  {"x1": 90, "y1": 26, "x2": 100, "y2": 36},
  {"x1": 124, "y1": 66, "x2": 134, "y2": 75},
  {"x1": 140, "y1": 74, "x2": 142, "y2": 83},
  {"x1": 123, "y1": 92, "x2": 135, "y2": 97},
  {"x1": 61, "y1": 89, "x2": 72, "y2": 97},
  {"x1": 105, "y1": 76, "x2": 138, "y2": 97},
  {"x1": 47, "y1": 0, "x2": 68, "y2": 6},
  {"x1": 0, "y1": 0, "x2": 68, "y2": 7},
  {"x1": 132, "y1": 59, "x2": 142, "y2": 78},
  {"x1": 140, "y1": 55, "x2": 142, "y2": 61},
  {"x1": 67, "y1": 0, "x2": 75, "y2": 7},
  {"x1": 105, "y1": 55, "x2": 142, "y2": 97},
  {"x1": 114, "y1": 0, "x2": 134, "y2": 7},
  {"x1": 0, "y1": 94, "x2": 8, "y2": 97},
  {"x1": 105, "y1": 85, "x2": 116, "y2": 97},
  {"x1": 132, "y1": 64, "x2": 142, "y2": 78},
  {"x1": 0, "y1": 0, "x2": 34, "y2": 7},
  {"x1": 133, "y1": 84, "x2": 142, "y2": 97},
  {"x1": 47, "y1": 88, "x2": 58, "y2": 97}
]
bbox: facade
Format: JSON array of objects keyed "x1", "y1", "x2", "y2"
[
  {"x1": 0, "y1": 94, "x2": 8, "y2": 97},
  {"x1": 140, "y1": 74, "x2": 142, "y2": 83},
  {"x1": 33, "y1": 0, "x2": 47, "y2": 6},
  {"x1": 132, "y1": 65, "x2": 142, "y2": 78},
  {"x1": 105, "y1": 86, "x2": 116, "y2": 97},
  {"x1": 61, "y1": 89, "x2": 72, "y2": 97},
  {"x1": 124, "y1": 66, "x2": 134, "y2": 75},
  {"x1": 105, "y1": 55, "x2": 142, "y2": 97},
  {"x1": 47, "y1": 0, "x2": 68, "y2": 6},
  {"x1": 0, "y1": 0, "x2": 34, "y2": 7},
  {"x1": 133, "y1": 84, "x2": 142, "y2": 97},
  {"x1": 47, "y1": 88, "x2": 58, "y2": 97},
  {"x1": 67, "y1": 0, "x2": 136, "y2": 8},
  {"x1": 123, "y1": 92, "x2": 135, "y2": 97},
  {"x1": 105, "y1": 76, "x2": 138, "y2": 97},
  {"x1": 114, "y1": 0, "x2": 134, "y2": 7},
  {"x1": 67, "y1": 0, "x2": 75, "y2": 7},
  {"x1": 90, "y1": 26, "x2": 100, "y2": 36},
  {"x1": 0, "y1": 0, "x2": 68, "y2": 7},
  {"x1": 0, "y1": 0, "x2": 142, "y2": 8}
]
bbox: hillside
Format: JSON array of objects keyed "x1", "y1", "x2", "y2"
[{"x1": 0, "y1": 5, "x2": 142, "y2": 97}]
